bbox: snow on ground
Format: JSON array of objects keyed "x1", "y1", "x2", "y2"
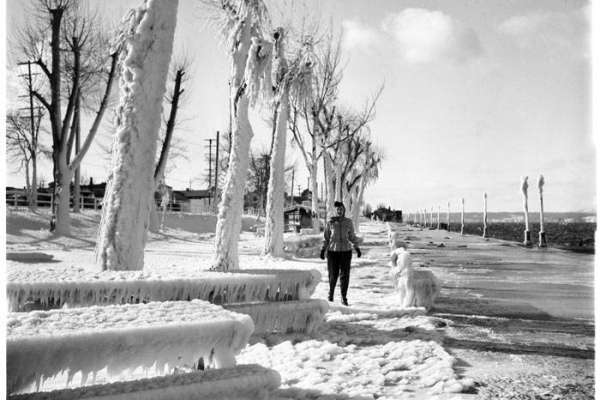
[{"x1": 16, "y1": 209, "x2": 578, "y2": 398}]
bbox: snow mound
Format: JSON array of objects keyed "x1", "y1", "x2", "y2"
[
  {"x1": 226, "y1": 299, "x2": 329, "y2": 334},
  {"x1": 238, "y1": 338, "x2": 472, "y2": 398},
  {"x1": 8, "y1": 364, "x2": 280, "y2": 400},
  {"x1": 7, "y1": 268, "x2": 321, "y2": 311},
  {"x1": 7, "y1": 300, "x2": 254, "y2": 394}
]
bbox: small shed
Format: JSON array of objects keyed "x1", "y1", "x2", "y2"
[{"x1": 284, "y1": 205, "x2": 315, "y2": 232}]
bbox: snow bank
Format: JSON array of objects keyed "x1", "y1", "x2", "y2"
[
  {"x1": 238, "y1": 338, "x2": 471, "y2": 398},
  {"x1": 226, "y1": 299, "x2": 328, "y2": 334},
  {"x1": 7, "y1": 268, "x2": 321, "y2": 311},
  {"x1": 8, "y1": 364, "x2": 280, "y2": 400},
  {"x1": 7, "y1": 300, "x2": 254, "y2": 394}
]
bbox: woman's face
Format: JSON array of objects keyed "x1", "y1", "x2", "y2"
[{"x1": 336, "y1": 206, "x2": 345, "y2": 217}]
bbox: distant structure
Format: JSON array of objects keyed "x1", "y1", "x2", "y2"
[
  {"x1": 446, "y1": 201, "x2": 450, "y2": 231},
  {"x1": 538, "y1": 175, "x2": 547, "y2": 247},
  {"x1": 520, "y1": 176, "x2": 532, "y2": 246}
]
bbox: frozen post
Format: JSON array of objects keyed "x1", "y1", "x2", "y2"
[
  {"x1": 538, "y1": 175, "x2": 547, "y2": 247},
  {"x1": 521, "y1": 176, "x2": 532, "y2": 246},
  {"x1": 482, "y1": 192, "x2": 488, "y2": 238},
  {"x1": 430, "y1": 207, "x2": 434, "y2": 228},
  {"x1": 96, "y1": 0, "x2": 178, "y2": 271},
  {"x1": 436, "y1": 206, "x2": 440, "y2": 230},
  {"x1": 460, "y1": 198, "x2": 465, "y2": 236},
  {"x1": 446, "y1": 201, "x2": 450, "y2": 231}
]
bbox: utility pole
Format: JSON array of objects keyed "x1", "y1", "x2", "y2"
[
  {"x1": 213, "y1": 131, "x2": 220, "y2": 212},
  {"x1": 205, "y1": 138, "x2": 214, "y2": 206},
  {"x1": 290, "y1": 169, "x2": 295, "y2": 207}
]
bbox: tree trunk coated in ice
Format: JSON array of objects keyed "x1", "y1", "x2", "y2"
[
  {"x1": 324, "y1": 153, "x2": 335, "y2": 218},
  {"x1": 214, "y1": 94, "x2": 252, "y2": 271},
  {"x1": 310, "y1": 156, "x2": 321, "y2": 233},
  {"x1": 335, "y1": 162, "x2": 343, "y2": 202},
  {"x1": 213, "y1": 16, "x2": 267, "y2": 271},
  {"x1": 264, "y1": 93, "x2": 289, "y2": 256},
  {"x1": 352, "y1": 175, "x2": 366, "y2": 233},
  {"x1": 96, "y1": 0, "x2": 178, "y2": 271}
]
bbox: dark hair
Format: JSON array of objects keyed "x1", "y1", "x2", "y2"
[{"x1": 334, "y1": 201, "x2": 345, "y2": 208}]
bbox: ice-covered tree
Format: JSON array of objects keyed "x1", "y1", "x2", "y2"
[
  {"x1": 263, "y1": 29, "x2": 314, "y2": 256},
  {"x1": 211, "y1": 0, "x2": 272, "y2": 271},
  {"x1": 290, "y1": 32, "x2": 342, "y2": 228},
  {"x1": 348, "y1": 147, "x2": 382, "y2": 233},
  {"x1": 96, "y1": 0, "x2": 179, "y2": 271}
]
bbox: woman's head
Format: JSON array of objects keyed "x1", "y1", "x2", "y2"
[{"x1": 334, "y1": 201, "x2": 345, "y2": 217}]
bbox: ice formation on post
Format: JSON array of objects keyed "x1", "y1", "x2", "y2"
[
  {"x1": 460, "y1": 199, "x2": 465, "y2": 235},
  {"x1": 8, "y1": 365, "x2": 281, "y2": 400},
  {"x1": 520, "y1": 176, "x2": 532, "y2": 246},
  {"x1": 7, "y1": 268, "x2": 321, "y2": 312},
  {"x1": 389, "y1": 248, "x2": 440, "y2": 311},
  {"x1": 482, "y1": 192, "x2": 488, "y2": 238},
  {"x1": 7, "y1": 300, "x2": 254, "y2": 394},
  {"x1": 96, "y1": 0, "x2": 178, "y2": 271},
  {"x1": 213, "y1": 0, "x2": 270, "y2": 271},
  {"x1": 538, "y1": 174, "x2": 547, "y2": 247}
]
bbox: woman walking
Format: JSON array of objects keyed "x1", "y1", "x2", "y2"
[{"x1": 320, "y1": 201, "x2": 362, "y2": 306}]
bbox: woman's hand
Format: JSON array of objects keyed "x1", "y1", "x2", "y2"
[{"x1": 355, "y1": 247, "x2": 362, "y2": 258}]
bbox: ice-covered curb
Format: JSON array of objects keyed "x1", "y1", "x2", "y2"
[
  {"x1": 7, "y1": 300, "x2": 254, "y2": 394},
  {"x1": 8, "y1": 364, "x2": 281, "y2": 400},
  {"x1": 7, "y1": 268, "x2": 321, "y2": 311},
  {"x1": 226, "y1": 299, "x2": 329, "y2": 334}
]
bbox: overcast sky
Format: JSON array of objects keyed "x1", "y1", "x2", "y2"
[{"x1": 5, "y1": 0, "x2": 594, "y2": 212}]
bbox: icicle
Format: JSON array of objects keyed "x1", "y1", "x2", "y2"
[{"x1": 244, "y1": 37, "x2": 273, "y2": 107}]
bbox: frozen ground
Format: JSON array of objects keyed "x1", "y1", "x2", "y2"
[{"x1": 5, "y1": 209, "x2": 595, "y2": 399}]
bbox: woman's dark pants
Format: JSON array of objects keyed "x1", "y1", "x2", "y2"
[{"x1": 327, "y1": 250, "x2": 352, "y2": 301}]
